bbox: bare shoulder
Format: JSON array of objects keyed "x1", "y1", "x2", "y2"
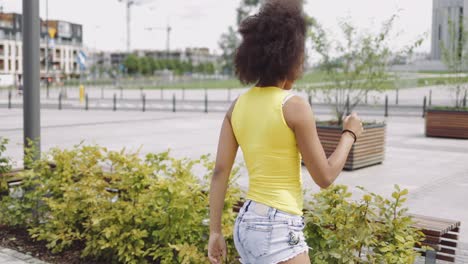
[
  {"x1": 226, "y1": 98, "x2": 239, "y2": 121},
  {"x1": 283, "y1": 95, "x2": 314, "y2": 130}
]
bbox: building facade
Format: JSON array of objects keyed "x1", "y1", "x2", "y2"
[
  {"x1": 0, "y1": 12, "x2": 82, "y2": 85},
  {"x1": 431, "y1": 0, "x2": 468, "y2": 60}
]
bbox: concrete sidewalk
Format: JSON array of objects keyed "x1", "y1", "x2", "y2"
[
  {"x1": 1, "y1": 109, "x2": 468, "y2": 262},
  {"x1": 0, "y1": 247, "x2": 46, "y2": 264}
]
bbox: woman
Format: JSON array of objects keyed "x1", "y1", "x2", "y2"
[{"x1": 208, "y1": 0, "x2": 364, "y2": 263}]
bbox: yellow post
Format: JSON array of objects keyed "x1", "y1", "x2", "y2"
[{"x1": 79, "y1": 85, "x2": 85, "y2": 103}]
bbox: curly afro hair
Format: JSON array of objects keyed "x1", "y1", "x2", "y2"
[{"x1": 234, "y1": 0, "x2": 307, "y2": 86}]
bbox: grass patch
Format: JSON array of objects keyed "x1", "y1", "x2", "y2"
[{"x1": 429, "y1": 106, "x2": 468, "y2": 111}]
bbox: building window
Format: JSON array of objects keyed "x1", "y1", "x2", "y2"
[
  {"x1": 15, "y1": 60, "x2": 19, "y2": 71},
  {"x1": 0, "y1": 59, "x2": 4, "y2": 70},
  {"x1": 0, "y1": 44, "x2": 4, "y2": 56},
  {"x1": 8, "y1": 60, "x2": 11, "y2": 71}
]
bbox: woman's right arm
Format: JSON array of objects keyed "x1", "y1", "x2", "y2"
[{"x1": 283, "y1": 96, "x2": 363, "y2": 188}]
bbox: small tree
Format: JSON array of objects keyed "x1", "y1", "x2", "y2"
[
  {"x1": 218, "y1": 26, "x2": 240, "y2": 75},
  {"x1": 218, "y1": 0, "x2": 260, "y2": 76},
  {"x1": 204, "y1": 62, "x2": 215, "y2": 75},
  {"x1": 309, "y1": 16, "x2": 421, "y2": 124},
  {"x1": 441, "y1": 18, "x2": 468, "y2": 108},
  {"x1": 182, "y1": 60, "x2": 193, "y2": 73},
  {"x1": 123, "y1": 54, "x2": 139, "y2": 75},
  {"x1": 151, "y1": 59, "x2": 162, "y2": 72},
  {"x1": 138, "y1": 56, "x2": 153, "y2": 76}
]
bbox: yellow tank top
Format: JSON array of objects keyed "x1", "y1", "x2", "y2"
[{"x1": 231, "y1": 86, "x2": 303, "y2": 215}]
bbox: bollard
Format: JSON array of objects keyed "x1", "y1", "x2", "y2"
[
  {"x1": 308, "y1": 93, "x2": 312, "y2": 106},
  {"x1": 182, "y1": 87, "x2": 185, "y2": 101},
  {"x1": 365, "y1": 92, "x2": 368, "y2": 104},
  {"x1": 101, "y1": 86, "x2": 104, "y2": 99},
  {"x1": 161, "y1": 87, "x2": 164, "y2": 100},
  {"x1": 205, "y1": 93, "x2": 208, "y2": 113},
  {"x1": 463, "y1": 90, "x2": 467, "y2": 107},
  {"x1": 346, "y1": 95, "x2": 350, "y2": 116},
  {"x1": 142, "y1": 94, "x2": 146, "y2": 112},
  {"x1": 8, "y1": 90, "x2": 12, "y2": 109},
  {"x1": 385, "y1": 95, "x2": 388, "y2": 117},
  {"x1": 58, "y1": 92, "x2": 62, "y2": 110},
  {"x1": 120, "y1": 86, "x2": 123, "y2": 99},
  {"x1": 172, "y1": 94, "x2": 176, "y2": 113},
  {"x1": 396, "y1": 89, "x2": 399, "y2": 105},
  {"x1": 228, "y1": 87, "x2": 231, "y2": 102},
  {"x1": 429, "y1": 89, "x2": 432, "y2": 106},
  {"x1": 46, "y1": 80, "x2": 50, "y2": 99},
  {"x1": 423, "y1": 96, "x2": 427, "y2": 118},
  {"x1": 85, "y1": 93, "x2": 89, "y2": 111},
  {"x1": 113, "y1": 93, "x2": 117, "y2": 111}
]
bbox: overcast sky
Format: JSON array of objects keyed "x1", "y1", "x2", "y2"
[{"x1": 0, "y1": 0, "x2": 432, "y2": 55}]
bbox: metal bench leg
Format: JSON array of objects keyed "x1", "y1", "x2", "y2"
[{"x1": 425, "y1": 250, "x2": 436, "y2": 264}]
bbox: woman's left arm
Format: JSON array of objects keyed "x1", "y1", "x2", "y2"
[{"x1": 208, "y1": 103, "x2": 239, "y2": 263}]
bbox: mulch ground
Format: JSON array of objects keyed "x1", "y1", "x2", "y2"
[{"x1": 0, "y1": 225, "x2": 105, "y2": 264}]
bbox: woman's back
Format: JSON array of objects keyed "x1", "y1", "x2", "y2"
[
  {"x1": 231, "y1": 86, "x2": 303, "y2": 215},
  {"x1": 208, "y1": 1, "x2": 363, "y2": 263}
]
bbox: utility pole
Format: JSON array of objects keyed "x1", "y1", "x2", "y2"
[
  {"x1": 23, "y1": 0, "x2": 41, "y2": 164},
  {"x1": 166, "y1": 25, "x2": 171, "y2": 59},
  {"x1": 118, "y1": 0, "x2": 136, "y2": 52},
  {"x1": 119, "y1": 0, "x2": 156, "y2": 52},
  {"x1": 126, "y1": 0, "x2": 133, "y2": 52}
]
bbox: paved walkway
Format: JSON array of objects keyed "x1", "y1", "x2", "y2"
[
  {"x1": 0, "y1": 84, "x2": 458, "y2": 106},
  {"x1": 0, "y1": 247, "x2": 46, "y2": 264}
]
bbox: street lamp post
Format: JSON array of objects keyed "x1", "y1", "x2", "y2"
[
  {"x1": 22, "y1": 0, "x2": 41, "y2": 164},
  {"x1": 144, "y1": 24, "x2": 171, "y2": 59},
  {"x1": 45, "y1": 0, "x2": 50, "y2": 98}
]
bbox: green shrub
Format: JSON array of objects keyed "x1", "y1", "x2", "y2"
[
  {"x1": 0, "y1": 144, "x2": 242, "y2": 264},
  {"x1": 0, "y1": 137, "x2": 12, "y2": 196},
  {"x1": 0, "y1": 137, "x2": 11, "y2": 175},
  {"x1": 0, "y1": 142, "x2": 427, "y2": 263},
  {"x1": 304, "y1": 185, "x2": 425, "y2": 264}
]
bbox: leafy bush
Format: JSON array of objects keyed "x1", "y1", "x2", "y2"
[
  {"x1": 0, "y1": 137, "x2": 12, "y2": 195},
  {"x1": 0, "y1": 142, "x2": 427, "y2": 263},
  {"x1": 0, "y1": 144, "x2": 242, "y2": 264},
  {"x1": 304, "y1": 185, "x2": 425, "y2": 264},
  {"x1": 0, "y1": 137, "x2": 12, "y2": 174}
]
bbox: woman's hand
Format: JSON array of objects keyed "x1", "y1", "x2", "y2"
[
  {"x1": 343, "y1": 112, "x2": 364, "y2": 139},
  {"x1": 208, "y1": 232, "x2": 227, "y2": 264}
]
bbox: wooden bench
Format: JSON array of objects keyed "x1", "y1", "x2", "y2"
[
  {"x1": 0, "y1": 168, "x2": 24, "y2": 197},
  {"x1": 410, "y1": 214, "x2": 461, "y2": 263}
]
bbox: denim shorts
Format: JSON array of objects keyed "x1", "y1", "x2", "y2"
[{"x1": 233, "y1": 200, "x2": 309, "y2": 264}]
